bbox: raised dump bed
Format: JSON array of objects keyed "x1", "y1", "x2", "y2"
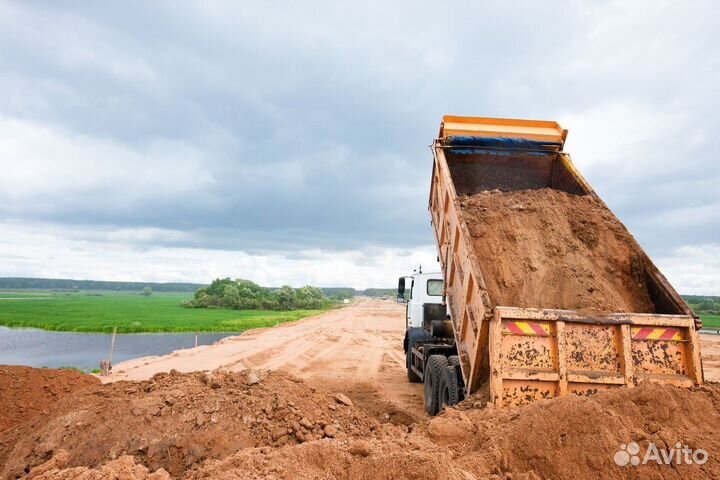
[{"x1": 428, "y1": 116, "x2": 703, "y2": 408}]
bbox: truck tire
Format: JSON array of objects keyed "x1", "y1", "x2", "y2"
[
  {"x1": 406, "y1": 328, "x2": 432, "y2": 384},
  {"x1": 446, "y1": 356, "x2": 465, "y2": 401},
  {"x1": 424, "y1": 355, "x2": 449, "y2": 415},
  {"x1": 407, "y1": 348, "x2": 422, "y2": 383},
  {"x1": 439, "y1": 365, "x2": 460, "y2": 408}
]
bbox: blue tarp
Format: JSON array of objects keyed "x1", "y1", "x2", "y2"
[
  {"x1": 444, "y1": 135, "x2": 561, "y2": 149},
  {"x1": 442, "y1": 136, "x2": 561, "y2": 156}
]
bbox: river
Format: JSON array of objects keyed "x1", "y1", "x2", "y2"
[{"x1": 0, "y1": 326, "x2": 234, "y2": 371}]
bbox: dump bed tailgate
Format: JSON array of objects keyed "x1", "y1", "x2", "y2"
[{"x1": 490, "y1": 308, "x2": 703, "y2": 407}]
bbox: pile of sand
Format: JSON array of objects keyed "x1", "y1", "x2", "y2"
[
  {"x1": 459, "y1": 188, "x2": 657, "y2": 313},
  {"x1": 5, "y1": 366, "x2": 720, "y2": 480},
  {"x1": 451, "y1": 381, "x2": 720, "y2": 479},
  {"x1": 184, "y1": 382, "x2": 720, "y2": 479},
  {"x1": 0, "y1": 369, "x2": 378, "y2": 478},
  {"x1": 0, "y1": 365, "x2": 100, "y2": 434}
]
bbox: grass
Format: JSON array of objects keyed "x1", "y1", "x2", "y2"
[
  {"x1": 700, "y1": 314, "x2": 720, "y2": 329},
  {"x1": 0, "y1": 290, "x2": 328, "y2": 333},
  {"x1": 0, "y1": 291, "x2": 54, "y2": 298}
]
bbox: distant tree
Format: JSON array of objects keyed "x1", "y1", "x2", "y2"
[
  {"x1": 296, "y1": 285, "x2": 324, "y2": 309},
  {"x1": 206, "y1": 278, "x2": 235, "y2": 297},
  {"x1": 142, "y1": 287, "x2": 153, "y2": 297},
  {"x1": 274, "y1": 285, "x2": 297, "y2": 310},
  {"x1": 261, "y1": 296, "x2": 279, "y2": 310},
  {"x1": 182, "y1": 278, "x2": 332, "y2": 311},
  {"x1": 221, "y1": 284, "x2": 241, "y2": 309},
  {"x1": 235, "y1": 279, "x2": 265, "y2": 309},
  {"x1": 328, "y1": 288, "x2": 356, "y2": 300},
  {"x1": 194, "y1": 291, "x2": 211, "y2": 307},
  {"x1": 698, "y1": 298, "x2": 715, "y2": 311}
]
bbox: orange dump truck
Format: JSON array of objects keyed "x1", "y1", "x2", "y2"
[{"x1": 410, "y1": 115, "x2": 703, "y2": 414}]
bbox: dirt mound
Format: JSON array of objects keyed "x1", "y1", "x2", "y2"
[
  {"x1": 17, "y1": 452, "x2": 170, "y2": 480},
  {"x1": 193, "y1": 382, "x2": 720, "y2": 479},
  {"x1": 0, "y1": 365, "x2": 100, "y2": 434},
  {"x1": 25, "y1": 435, "x2": 458, "y2": 480},
  {"x1": 0, "y1": 369, "x2": 379, "y2": 479},
  {"x1": 447, "y1": 381, "x2": 720, "y2": 479},
  {"x1": 460, "y1": 188, "x2": 656, "y2": 313},
  {"x1": 20, "y1": 380, "x2": 720, "y2": 480}
]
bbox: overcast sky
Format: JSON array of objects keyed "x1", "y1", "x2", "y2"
[{"x1": 0, "y1": 1, "x2": 718, "y2": 292}]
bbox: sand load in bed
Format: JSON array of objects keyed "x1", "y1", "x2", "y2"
[{"x1": 459, "y1": 188, "x2": 656, "y2": 314}]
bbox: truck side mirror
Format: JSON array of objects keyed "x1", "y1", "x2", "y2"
[{"x1": 397, "y1": 277, "x2": 405, "y2": 302}]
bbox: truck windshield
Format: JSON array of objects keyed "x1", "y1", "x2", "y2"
[{"x1": 427, "y1": 279, "x2": 443, "y2": 296}]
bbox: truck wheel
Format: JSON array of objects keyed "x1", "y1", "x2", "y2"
[
  {"x1": 406, "y1": 329, "x2": 431, "y2": 384},
  {"x1": 439, "y1": 365, "x2": 460, "y2": 408},
  {"x1": 446, "y1": 357, "x2": 465, "y2": 401},
  {"x1": 407, "y1": 348, "x2": 422, "y2": 383},
  {"x1": 424, "y1": 355, "x2": 448, "y2": 415}
]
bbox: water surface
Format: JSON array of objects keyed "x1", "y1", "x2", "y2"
[{"x1": 0, "y1": 326, "x2": 234, "y2": 371}]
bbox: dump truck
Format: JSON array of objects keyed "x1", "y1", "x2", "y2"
[{"x1": 404, "y1": 115, "x2": 704, "y2": 414}]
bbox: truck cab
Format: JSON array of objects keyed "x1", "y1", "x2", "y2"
[
  {"x1": 399, "y1": 271, "x2": 462, "y2": 415},
  {"x1": 397, "y1": 272, "x2": 444, "y2": 329}
]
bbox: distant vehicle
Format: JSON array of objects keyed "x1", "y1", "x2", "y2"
[
  {"x1": 381, "y1": 296, "x2": 388, "y2": 300},
  {"x1": 343, "y1": 299, "x2": 350, "y2": 304}
]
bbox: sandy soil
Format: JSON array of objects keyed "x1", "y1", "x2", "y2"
[
  {"x1": 701, "y1": 333, "x2": 720, "y2": 382},
  {"x1": 6, "y1": 369, "x2": 720, "y2": 479},
  {"x1": 460, "y1": 189, "x2": 656, "y2": 313},
  {"x1": 0, "y1": 365, "x2": 100, "y2": 433},
  {"x1": 108, "y1": 299, "x2": 425, "y2": 419},
  {"x1": 0, "y1": 369, "x2": 381, "y2": 478}
]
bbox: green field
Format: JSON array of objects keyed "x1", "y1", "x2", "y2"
[
  {"x1": 700, "y1": 314, "x2": 720, "y2": 329},
  {"x1": 0, "y1": 291, "x2": 327, "y2": 333}
]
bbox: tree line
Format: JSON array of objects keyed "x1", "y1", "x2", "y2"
[
  {"x1": 0, "y1": 276, "x2": 398, "y2": 301},
  {"x1": 182, "y1": 278, "x2": 337, "y2": 311},
  {"x1": 0, "y1": 277, "x2": 203, "y2": 292},
  {"x1": 684, "y1": 295, "x2": 720, "y2": 314}
]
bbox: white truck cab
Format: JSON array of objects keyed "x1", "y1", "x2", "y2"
[
  {"x1": 399, "y1": 270, "x2": 461, "y2": 412},
  {"x1": 397, "y1": 272, "x2": 444, "y2": 329}
]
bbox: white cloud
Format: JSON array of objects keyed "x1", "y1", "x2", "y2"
[
  {"x1": 657, "y1": 245, "x2": 720, "y2": 296},
  {"x1": 561, "y1": 103, "x2": 686, "y2": 170},
  {"x1": 0, "y1": 222, "x2": 437, "y2": 289},
  {"x1": 0, "y1": 0, "x2": 717, "y2": 292},
  {"x1": 0, "y1": 115, "x2": 213, "y2": 208}
]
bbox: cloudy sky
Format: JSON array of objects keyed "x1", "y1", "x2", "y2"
[{"x1": 0, "y1": 1, "x2": 718, "y2": 292}]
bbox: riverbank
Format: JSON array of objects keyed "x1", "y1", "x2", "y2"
[{"x1": 0, "y1": 291, "x2": 329, "y2": 333}]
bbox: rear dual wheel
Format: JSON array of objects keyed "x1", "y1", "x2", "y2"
[
  {"x1": 439, "y1": 366, "x2": 460, "y2": 408},
  {"x1": 424, "y1": 354, "x2": 461, "y2": 415},
  {"x1": 407, "y1": 348, "x2": 422, "y2": 383},
  {"x1": 424, "y1": 355, "x2": 448, "y2": 415}
]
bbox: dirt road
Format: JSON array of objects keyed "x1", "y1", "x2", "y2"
[
  {"x1": 109, "y1": 299, "x2": 720, "y2": 421},
  {"x1": 109, "y1": 299, "x2": 425, "y2": 419},
  {"x1": 701, "y1": 332, "x2": 720, "y2": 382}
]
